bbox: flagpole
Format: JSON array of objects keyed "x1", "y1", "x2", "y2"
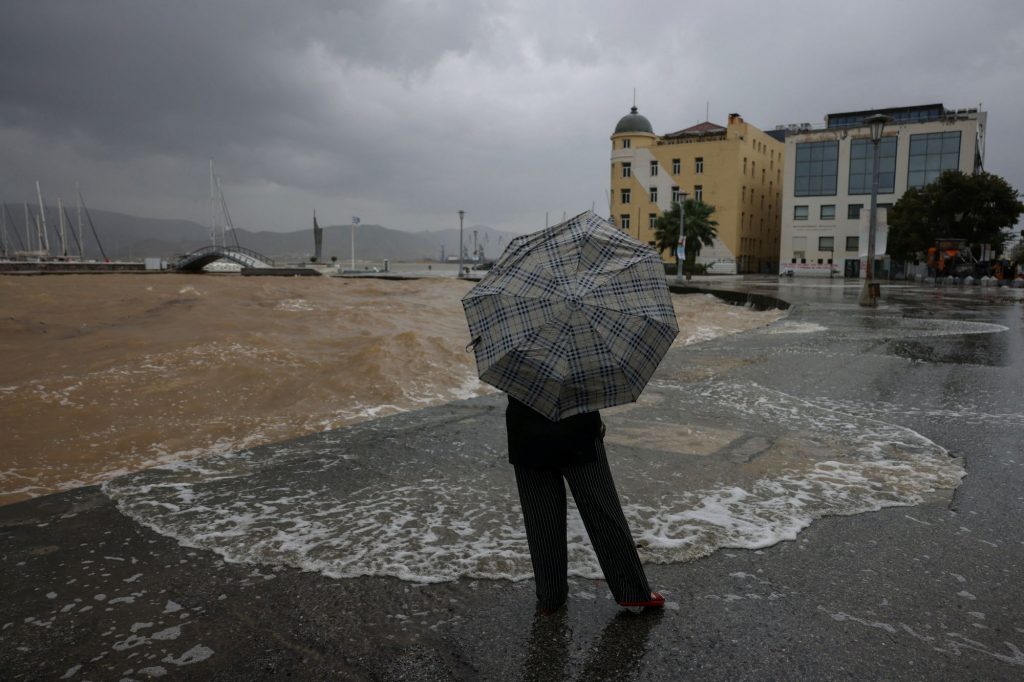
[{"x1": 350, "y1": 216, "x2": 360, "y2": 271}]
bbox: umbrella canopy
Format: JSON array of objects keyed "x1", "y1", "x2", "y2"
[{"x1": 462, "y1": 210, "x2": 679, "y2": 421}]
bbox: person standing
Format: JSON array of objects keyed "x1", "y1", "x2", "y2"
[{"x1": 506, "y1": 395, "x2": 664, "y2": 612}]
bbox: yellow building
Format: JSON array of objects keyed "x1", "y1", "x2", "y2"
[{"x1": 609, "y1": 108, "x2": 784, "y2": 274}]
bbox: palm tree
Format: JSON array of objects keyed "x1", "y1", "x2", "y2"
[{"x1": 653, "y1": 199, "x2": 719, "y2": 280}]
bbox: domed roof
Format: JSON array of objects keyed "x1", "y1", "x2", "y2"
[{"x1": 614, "y1": 106, "x2": 654, "y2": 134}]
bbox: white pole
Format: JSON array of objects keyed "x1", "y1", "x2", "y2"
[
  {"x1": 349, "y1": 216, "x2": 360, "y2": 271},
  {"x1": 36, "y1": 181, "x2": 49, "y2": 254},
  {"x1": 76, "y1": 182, "x2": 84, "y2": 260},
  {"x1": 58, "y1": 198, "x2": 66, "y2": 257},
  {"x1": 0, "y1": 201, "x2": 6, "y2": 257},
  {"x1": 457, "y1": 210, "x2": 465, "y2": 277},
  {"x1": 24, "y1": 202, "x2": 31, "y2": 252},
  {"x1": 209, "y1": 160, "x2": 217, "y2": 246}
]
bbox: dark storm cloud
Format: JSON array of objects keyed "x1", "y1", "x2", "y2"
[{"x1": 2, "y1": 0, "x2": 1023, "y2": 233}]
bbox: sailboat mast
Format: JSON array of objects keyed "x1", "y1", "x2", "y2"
[
  {"x1": 1, "y1": 201, "x2": 7, "y2": 258},
  {"x1": 24, "y1": 202, "x2": 31, "y2": 252},
  {"x1": 76, "y1": 182, "x2": 84, "y2": 260},
  {"x1": 35, "y1": 181, "x2": 50, "y2": 254},
  {"x1": 209, "y1": 159, "x2": 218, "y2": 247},
  {"x1": 58, "y1": 198, "x2": 67, "y2": 257}
]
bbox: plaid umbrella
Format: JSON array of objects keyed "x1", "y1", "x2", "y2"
[{"x1": 462, "y1": 210, "x2": 679, "y2": 421}]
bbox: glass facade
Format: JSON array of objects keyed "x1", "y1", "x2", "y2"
[
  {"x1": 908, "y1": 131, "x2": 961, "y2": 188},
  {"x1": 849, "y1": 137, "x2": 897, "y2": 195},
  {"x1": 795, "y1": 141, "x2": 839, "y2": 196}
]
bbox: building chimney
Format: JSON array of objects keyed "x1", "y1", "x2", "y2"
[{"x1": 728, "y1": 113, "x2": 743, "y2": 124}]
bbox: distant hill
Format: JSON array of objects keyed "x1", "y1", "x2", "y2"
[{"x1": 2, "y1": 205, "x2": 526, "y2": 263}]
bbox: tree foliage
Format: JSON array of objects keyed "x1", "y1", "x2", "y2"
[
  {"x1": 1010, "y1": 238, "x2": 1024, "y2": 264},
  {"x1": 887, "y1": 170, "x2": 1024, "y2": 261},
  {"x1": 653, "y1": 200, "x2": 719, "y2": 279}
]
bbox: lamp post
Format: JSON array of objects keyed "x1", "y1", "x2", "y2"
[
  {"x1": 457, "y1": 209, "x2": 465, "y2": 278},
  {"x1": 675, "y1": 192, "x2": 688, "y2": 283},
  {"x1": 858, "y1": 113, "x2": 891, "y2": 307}
]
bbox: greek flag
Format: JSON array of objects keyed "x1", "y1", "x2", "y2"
[{"x1": 352, "y1": 216, "x2": 360, "y2": 225}]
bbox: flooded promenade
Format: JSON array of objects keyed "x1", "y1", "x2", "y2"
[{"x1": 1, "y1": 279, "x2": 1022, "y2": 680}]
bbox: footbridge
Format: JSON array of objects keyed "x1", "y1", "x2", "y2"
[{"x1": 174, "y1": 245, "x2": 276, "y2": 272}]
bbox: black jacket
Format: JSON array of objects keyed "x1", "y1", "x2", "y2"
[{"x1": 505, "y1": 396, "x2": 603, "y2": 469}]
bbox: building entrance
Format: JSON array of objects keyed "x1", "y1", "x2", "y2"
[{"x1": 844, "y1": 259, "x2": 860, "y2": 278}]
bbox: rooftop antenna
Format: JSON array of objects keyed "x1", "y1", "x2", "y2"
[
  {"x1": 633, "y1": 88, "x2": 637, "y2": 108},
  {"x1": 706, "y1": 101, "x2": 710, "y2": 121}
]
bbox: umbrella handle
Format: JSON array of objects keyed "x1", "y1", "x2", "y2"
[{"x1": 465, "y1": 336, "x2": 481, "y2": 353}]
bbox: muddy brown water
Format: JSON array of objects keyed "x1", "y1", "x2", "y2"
[{"x1": 0, "y1": 274, "x2": 783, "y2": 505}]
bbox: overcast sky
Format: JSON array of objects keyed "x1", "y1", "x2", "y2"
[{"x1": 2, "y1": 0, "x2": 1022, "y2": 234}]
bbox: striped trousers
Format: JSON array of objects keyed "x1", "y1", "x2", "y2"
[{"x1": 513, "y1": 440, "x2": 651, "y2": 609}]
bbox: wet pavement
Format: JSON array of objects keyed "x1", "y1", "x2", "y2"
[{"x1": 2, "y1": 279, "x2": 1023, "y2": 680}]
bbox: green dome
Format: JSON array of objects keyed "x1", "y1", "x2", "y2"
[{"x1": 614, "y1": 106, "x2": 653, "y2": 134}]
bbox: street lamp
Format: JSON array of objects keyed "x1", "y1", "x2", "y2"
[
  {"x1": 675, "y1": 192, "x2": 688, "y2": 283},
  {"x1": 858, "y1": 113, "x2": 891, "y2": 307},
  {"x1": 457, "y1": 210, "x2": 465, "y2": 278}
]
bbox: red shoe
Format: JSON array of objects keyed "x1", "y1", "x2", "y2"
[{"x1": 618, "y1": 592, "x2": 665, "y2": 608}]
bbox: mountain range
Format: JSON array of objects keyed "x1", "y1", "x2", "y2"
[{"x1": 1, "y1": 205, "x2": 528, "y2": 263}]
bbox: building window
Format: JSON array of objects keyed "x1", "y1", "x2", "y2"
[
  {"x1": 622, "y1": 139, "x2": 631, "y2": 149},
  {"x1": 620, "y1": 214, "x2": 631, "y2": 230},
  {"x1": 650, "y1": 160, "x2": 658, "y2": 176},
  {"x1": 819, "y1": 236, "x2": 834, "y2": 251},
  {"x1": 743, "y1": 157, "x2": 747, "y2": 174},
  {"x1": 794, "y1": 205, "x2": 809, "y2": 220},
  {"x1": 848, "y1": 204, "x2": 863, "y2": 219},
  {"x1": 620, "y1": 189, "x2": 631, "y2": 204},
  {"x1": 649, "y1": 187, "x2": 658, "y2": 203},
  {"x1": 671, "y1": 186, "x2": 681, "y2": 202},
  {"x1": 846, "y1": 236, "x2": 859, "y2": 251},
  {"x1": 694, "y1": 185, "x2": 703, "y2": 202},
  {"x1": 820, "y1": 205, "x2": 836, "y2": 220},
  {"x1": 695, "y1": 157, "x2": 704, "y2": 174},
  {"x1": 672, "y1": 159, "x2": 681, "y2": 174},
  {"x1": 849, "y1": 137, "x2": 897, "y2": 195},
  {"x1": 621, "y1": 162, "x2": 631, "y2": 178},
  {"x1": 795, "y1": 140, "x2": 839, "y2": 196},
  {"x1": 908, "y1": 131, "x2": 961, "y2": 188},
  {"x1": 649, "y1": 213, "x2": 658, "y2": 229},
  {"x1": 792, "y1": 236, "x2": 806, "y2": 260}
]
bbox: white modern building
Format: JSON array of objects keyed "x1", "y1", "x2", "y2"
[{"x1": 778, "y1": 104, "x2": 986, "y2": 277}]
